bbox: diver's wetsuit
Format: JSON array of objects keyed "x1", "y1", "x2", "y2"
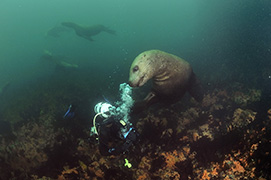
[{"x1": 97, "y1": 117, "x2": 138, "y2": 156}]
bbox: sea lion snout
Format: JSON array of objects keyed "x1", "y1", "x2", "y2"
[
  {"x1": 128, "y1": 74, "x2": 146, "y2": 87},
  {"x1": 129, "y1": 57, "x2": 150, "y2": 87},
  {"x1": 128, "y1": 81, "x2": 134, "y2": 87},
  {"x1": 128, "y1": 79, "x2": 139, "y2": 87}
]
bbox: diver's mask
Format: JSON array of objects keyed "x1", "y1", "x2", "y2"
[
  {"x1": 90, "y1": 102, "x2": 116, "y2": 137},
  {"x1": 94, "y1": 102, "x2": 115, "y2": 118}
]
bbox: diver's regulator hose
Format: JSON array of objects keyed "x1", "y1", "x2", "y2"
[{"x1": 92, "y1": 112, "x2": 103, "y2": 135}]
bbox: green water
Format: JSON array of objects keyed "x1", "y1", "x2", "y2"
[
  {"x1": 0, "y1": 0, "x2": 271, "y2": 179},
  {"x1": 1, "y1": 0, "x2": 270, "y2": 94}
]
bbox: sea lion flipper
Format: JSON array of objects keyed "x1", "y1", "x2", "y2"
[
  {"x1": 143, "y1": 92, "x2": 159, "y2": 106},
  {"x1": 103, "y1": 27, "x2": 116, "y2": 35},
  {"x1": 188, "y1": 72, "x2": 204, "y2": 102},
  {"x1": 84, "y1": 36, "x2": 94, "y2": 41},
  {"x1": 76, "y1": 33, "x2": 94, "y2": 41}
]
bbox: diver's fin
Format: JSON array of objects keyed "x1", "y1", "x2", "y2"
[
  {"x1": 188, "y1": 72, "x2": 204, "y2": 102},
  {"x1": 63, "y1": 105, "x2": 75, "y2": 119}
]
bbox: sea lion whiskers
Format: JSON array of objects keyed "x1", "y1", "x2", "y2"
[{"x1": 137, "y1": 74, "x2": 146, "y2": 87}]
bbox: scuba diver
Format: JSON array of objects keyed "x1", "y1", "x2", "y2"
[
  {"x1": 90, "y1": 102, "x2": 138, "y2": 155},
  {"x1": 90, "y1": 83, "x2": 137, "y2": 155},
  {"x1": 63, "y1": 83, "x2": 138, "y2": 155}
]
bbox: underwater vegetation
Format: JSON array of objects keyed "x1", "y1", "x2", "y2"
[{"x1": 0, "y1": 73, "x2": 270, "y2": 179}]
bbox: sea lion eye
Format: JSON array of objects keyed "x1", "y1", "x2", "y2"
[{"x1": 133, "y1": 65, "x2": 139, "y2": 72}]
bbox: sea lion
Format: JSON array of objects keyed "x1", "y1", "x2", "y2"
[
  {"x1": 61, "y1": 22, "x2": 115, "y2": 41},
  {"x1": 40, "y1": 50, "x2": 78, "y2": 70},
  {"x1": 128, "y1": 50, "x2": 203, "y2": 109}
]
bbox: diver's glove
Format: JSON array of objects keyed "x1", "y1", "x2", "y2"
[{"x1": 108, "y1": 148, "x2": 116, "y2": 153}]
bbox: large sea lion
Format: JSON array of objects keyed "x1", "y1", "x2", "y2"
[
  {"x1": 128, "y1": 50, "x2": 203, "y2": 110},
  {"x1": 61, "y1": 22, "x2": 115, "y2": 41}
]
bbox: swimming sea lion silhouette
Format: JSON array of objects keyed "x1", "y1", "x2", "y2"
[
  {"x1": 40, "y1": 50, "x2": 78, "y2": 70},
  {"x1": 61, "y1": 22, "x2": 115, "y2": 41}
]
